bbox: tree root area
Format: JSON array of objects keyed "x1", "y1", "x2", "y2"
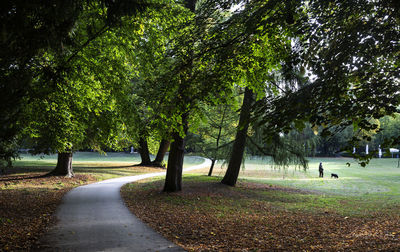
[
  {"x1": 0, "y1": 173, "x2": 97, "y2": 251},
  {"x1": 121, "y1": 178, "x2": 400, "y2": 251}
]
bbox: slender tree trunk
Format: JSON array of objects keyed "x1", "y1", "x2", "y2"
[
  {"x1": 208, "y1": 159, "x2": 216, "y2": 176},
  {"x1": 208, "y1": 106, "x2": 227, "y2": 176},
  {"x1": 152, "y1": 139, "x2": 170, "y2": 167},
  {"x1": 163, "y1": 114, "x2": 188, "y2": 192},
  {"x1": 138, "y1": 137, "x2": 151, "y2": 165},
  {"x1": 49, "y1": 152, "x2": 74, "y2": 177},
  {"x1": 221, "y1": 87, "x2": 253, "y2": 186}
]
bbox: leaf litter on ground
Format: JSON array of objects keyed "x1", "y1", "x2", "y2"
[
  {"x1": 0, "y1": 173, "x2": 97, "y2": 251},
  {"x1": 121, "y1": 176, "x2": 400, "y2": 251}
]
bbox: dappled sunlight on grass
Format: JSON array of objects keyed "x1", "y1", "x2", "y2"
[
  {"x1": 243, "y1": 176, "x2": 358, "y2": 181},
  {"x1": 9, "y1": 152, "x2": 205, "y2": 180}
]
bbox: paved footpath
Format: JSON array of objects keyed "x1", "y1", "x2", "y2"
[{"x1": 39, "y1": 158, "x2": 211, "y2": 252}]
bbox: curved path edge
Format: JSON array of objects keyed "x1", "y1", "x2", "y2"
[{"x1": 39, "y1": 157, "x2": 211, "y2": 252}]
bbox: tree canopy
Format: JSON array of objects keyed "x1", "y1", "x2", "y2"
[
  {"x1": 254, "y1": 0, "x2": 400, "y2": 165},
  {"x1": 304, "y1": 0, "x2": 399, "y2": 130},
  {"x1": 1, "y1": 0, "x2": 399, "y2": 182}
]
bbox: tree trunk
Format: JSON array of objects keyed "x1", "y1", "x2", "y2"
[
  {"x1": 221, "y1": 87, "x2": 253, "y2": 186},
  {"x1": 163, "y1": 114, "x2": 188, "y2": 192},
  {"x1": 49, "y1": 152, "x2": 74, "y2": 177},
  {"x1": 208, "y1": 105, "x2": 227, "y2": 176},
  {"x1": 138, "y1": 137, "x2": 152, "y2": 165},
  {"x1": 152, "y1": 139, "x2": 170, "y2": 167},
  {"x1": 163, "y1": 0, "x2": 196, "y2": 192},
  {"x1": 208, "y1": 159, "x2": 216, "y2": 176}
]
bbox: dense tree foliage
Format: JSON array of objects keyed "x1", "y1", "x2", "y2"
[
  {"x1": 21, "y1": 3, "x2": 145, "y2": 176},
  {"x1": 0, "y1": 0, "x2": 154, "y2": 174},
  {"x1": 122, "y1": 4, "x2": 190, "y2": 166},
  {"x1": 0, "y1": 0, "x2": 83, "y2": 168},
  {"x1": 255, "y1": 0, "x2": 399, "y2": 166},
  {"x1": 190, "y1": 100, "x2": 239, "y2": 176},
  {"x1": 1, "y1": 0, "x2": 399, "y2": 185}
]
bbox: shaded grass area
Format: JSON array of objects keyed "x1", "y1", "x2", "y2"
[
  {"x1": 8, "y1": 163, "x2": 163, "y2": 181},
  {"x1": 121, "y1": 175, "x2": 400, "y2": 251}
]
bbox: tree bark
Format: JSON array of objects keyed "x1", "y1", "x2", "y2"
[
  {"x1": 137, "y1": 137, "x2": 152, "y2": 165},
  {"x1": 208, "y1": 159, "x2": 216, "y2": 176},
  {"x1": 49, "y1": 152, "x2": 74, "y2": 177},
  {"x1": 221, "y1": 87, "x2": 253, "y2": 186},
  {"x1": 152, "y1": 139, "x2": 170, "y2": 167},
  {"x1": 163, "y1": 114, "x2": 188, "y2": 192},
  {"x1": 163, "y1": 0, "x2": 196, "y2": 192}
]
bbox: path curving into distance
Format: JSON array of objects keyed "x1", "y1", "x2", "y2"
[{"x1": 39, "y1": 158, "x2": 211, "y2": 252}]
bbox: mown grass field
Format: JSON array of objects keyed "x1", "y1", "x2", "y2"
[
  {"x1": 240, "y1": 157, "x2": 400, "y2": 195},
  {"x1": 197, "y1": 157, "x2": 400, "y2": 214},
  {"x1": 11, "y1": 151, "x2": 204, "y2": 180}
]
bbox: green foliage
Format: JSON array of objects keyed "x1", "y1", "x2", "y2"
[
  {"x1": 247, "y1": 129, "x2": 310, "y2": 170},
  {"x1": 0, "y1": 138, "x2": 18, "y2": 173},
  {"x1": 188, "y1": 99, "x2": 239, "y2": 162},
  {"x1": 253, "y1": 0, "x2": 399, "y2": 164},
  {"x1": 119, "y1": 3, "x2": 193, "y2": 148},
  {"x1": 21, "y1": 3, "x2": 143, "y2": 154},
  {"x1": 0, "y1": 0, "x2": 84, "y2": 163},
  {"x1": 372, "y1": 115, "x2": 400, "y2": 148},
  {"x1": 3, "y1": 0, "x2": 398, "y2": 174},
  {"x1": 0, "y1": 0, "x2": 161, "y2": 161}
]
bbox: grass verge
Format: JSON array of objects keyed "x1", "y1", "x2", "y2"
[{"x1": 121, "y1": 175, "x2": 400, "y2": 251}]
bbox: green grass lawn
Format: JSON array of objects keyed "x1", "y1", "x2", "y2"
[
  {"x1": 9, "y1": 153, "x2": 400, "y2": 216},
  {"x1": 195, "y1": 156, "x2": 400, "y2": 216},
  {"x1": 10, "y1": 151, "x2": 204, "y2": 180},
  {"x1": 241, "y1": 157, "x2": 400, "y2": 195}
]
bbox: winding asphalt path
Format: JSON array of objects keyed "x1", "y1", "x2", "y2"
[{"x1": 39, "y1": 158, "x2": 211, "y2": 252}]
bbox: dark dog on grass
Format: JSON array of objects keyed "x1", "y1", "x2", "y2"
[{"x1": 331, "y1": 173, "x2": 339, "y2": 179}]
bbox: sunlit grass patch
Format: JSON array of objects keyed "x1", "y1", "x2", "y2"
[
  {"x1": 202, "y1": 156, "x2": 400, "y2": 197},
  {"x1": 11, "y1": 152, "x2": 205, "y2": 180}
]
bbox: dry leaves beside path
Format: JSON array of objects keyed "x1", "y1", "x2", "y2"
[
  {"x1": 0, "y1": 173, "x2": 97, "y2": 251},
  {"x1": 122, "y1": 177, "x2": 400, "y2": 251}
]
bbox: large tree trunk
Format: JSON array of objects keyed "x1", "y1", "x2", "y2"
[
  {"x1": 137, "y1": 137, "x2": 152, "y2": 166},
  {"x1": 163, "y1": 114, "x2": 188, "y2": 192},
  {"x1": 152, "y1": 139, "x2": 170, "y2": 167},
  {"x1": 221, "y1": 87, "x2": 253, "y2": 186},
  {"x1": 49, "y1": 152, "x2": 74, "y2": 177},
  {"x1": 163, "y1": 0, "x2": 196, "y2": 192}
]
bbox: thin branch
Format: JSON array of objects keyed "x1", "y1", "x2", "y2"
[
  {"x1": 247, "y1": 135, "x2": 273, "y2": 156},
  {"x1": 65, "y1": 24, "x2": 109, "y2": 65}
]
